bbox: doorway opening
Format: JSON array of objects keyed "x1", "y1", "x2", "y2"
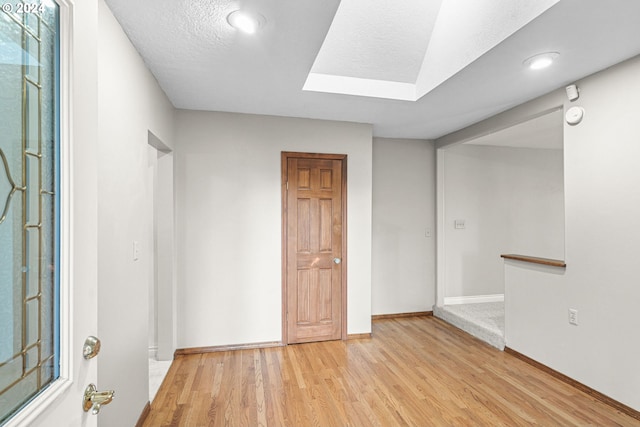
[
  {"x1": 435, "y1": 109, "x2": 565, "y2": 349},
  {"x1": 147, "y1": 132, "x2": 176, "y2": 401}
]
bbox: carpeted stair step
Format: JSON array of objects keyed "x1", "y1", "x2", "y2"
[{"x1": 434, "y1": 303, "x2": 505, "y2": 350}]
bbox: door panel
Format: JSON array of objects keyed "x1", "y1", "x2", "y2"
[
  {"x1": 284, "y1": 154, "x2": 346, "y2": 344},
  {"x1": 13, "y1": 1, "x2": 100, "y2": 425}
]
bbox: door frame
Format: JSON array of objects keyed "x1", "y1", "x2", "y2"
[
  {"x1": 147, "y1": 133, "x2": 177, "y2": 361},
  {"x1": 281, "y1": 152, "x2": 348, "y2": 344}
]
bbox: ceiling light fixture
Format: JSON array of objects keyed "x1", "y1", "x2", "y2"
[
  {"x1": 227, "y1": 10, "x2": 263, "y2": 34},
  {"x1": 523, "y1": 52, "x2": 560, "y2": 70}
]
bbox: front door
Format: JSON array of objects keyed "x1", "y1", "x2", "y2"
[
  {"x1": 282, "y1": 152, "x2": 346, "y2": 344},
  {"x1": 1, "y1": 1, "x2": 100, "y2": 426}
]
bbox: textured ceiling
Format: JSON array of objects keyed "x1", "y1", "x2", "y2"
[
  {"x1": 305, "y1": 0, "x2": 559, "y2": 101},
  {"x1": 414, "y1": 0, "x2": 559, "y2": 98},
  {"x1": 309, "y1": 0, "x2": 442, "y2": 84},
  {"x1": 103, "y1": 0, "x2": 640, "y2": 139}
]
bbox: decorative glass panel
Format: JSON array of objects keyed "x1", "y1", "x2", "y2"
[{"x1": 0, "y1": 2, "x2": 60, "y2": 423}]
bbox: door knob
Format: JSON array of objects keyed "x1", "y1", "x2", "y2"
[
  {"x1": 83, "y1": 384, "x2": 115, "y2": 415},
  {"x1": 333, "y1": 258, "x2": 341, "y2": 264},
  {"x1": 83, "y1": 336, "x2": 101, "y2": 359}
]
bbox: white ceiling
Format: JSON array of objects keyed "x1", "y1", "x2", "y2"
[
  {"x1": 308, "y1": 0, "x2": 441, "y2": 84},
  {"x1": 103, "y1": 0, "x2": 640, "y2": 139},
  {"x1": 305, "y1": 0, "x2": 559, "y2": 101}
]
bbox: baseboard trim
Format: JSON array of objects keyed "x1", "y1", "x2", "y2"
[
  {"x1": 148, "y1": 346, "x2": 157, "y2": 359},
  {"x1": 347, "y1": 333, "x2": 372, "y2": 340},
  {"x1": 505, "y1": 347, "x2": 640, "y2": 421},
  {"x1": 175, "y1": 341, "x2": 283, "y2": 357},
  {"x1": 135, "y1": 401, "x2": 151, "y2": 427},
  {"x1": 444, "y1": 294, "x2": 504, "y2": 305},
  {"x1": 372, "y1": 311, "x2": 433, "y2": 320}
]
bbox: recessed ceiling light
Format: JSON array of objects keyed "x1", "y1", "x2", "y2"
[
  {"x1": 227, "y1": 10, "x2": 263, "y2": 34},
  {"x1": 523, "y1": 52, "x2": 560, "y2": 70}
]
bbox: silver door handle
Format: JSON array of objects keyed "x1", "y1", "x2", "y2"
[
  {"x1": 333, "y1": 258, "x2": 341, "y2": 264},
  {"x1": 83, "y1": 336, "x2": 101, "y2": 359}
]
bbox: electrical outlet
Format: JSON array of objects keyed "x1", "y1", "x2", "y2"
[{"x1": 568, "y1": 308, "x2": 578, "y2": 325}]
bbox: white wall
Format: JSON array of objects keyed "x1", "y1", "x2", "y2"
[
  {"x1": 505, "y1": 55, "x2": 640, "y2": 411},
  {"x1": 442, "y1": 145, "x2": 564, "y2": 297},
  {"x1": 372, "y1": 138, "x2": 436, "y2": 314},
  {"x1": 175, "y1": 111, "x2": 372, "y2": 348},
  {"x1": 438, "y1": 55, "x2": 640, "y2": 411},
  {"x1": 97, "y1": 1, "x2": 175, "y2": 426}
]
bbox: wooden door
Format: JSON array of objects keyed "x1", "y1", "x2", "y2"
[{"x1": 282, "y1": 153, "x2": 346, "y2": 344}]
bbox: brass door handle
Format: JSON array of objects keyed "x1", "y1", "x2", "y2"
[{"x1": 83, "y1": 384, "x2": 115, "y2": 415}]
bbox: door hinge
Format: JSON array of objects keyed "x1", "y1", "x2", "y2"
[{"x1": 286, "y1": 181, "x2": 289, "y2": 190}]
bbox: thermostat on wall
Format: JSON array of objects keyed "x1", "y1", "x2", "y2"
[{"x1": 565, "y1": 106, "x2": 584, "y2": 125}]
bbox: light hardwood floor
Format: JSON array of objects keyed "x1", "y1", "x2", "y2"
[{"x1": 144, "y1": 317, "x2": 640, "y2": 426}]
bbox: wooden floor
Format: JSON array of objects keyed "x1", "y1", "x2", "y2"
[{"x1": 144, "y1": 317, "x2": 640, "y2": 426}]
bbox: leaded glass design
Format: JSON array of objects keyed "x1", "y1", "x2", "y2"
[{"x1": 0, "y1": 2, "x2": 60, "y2": 423}]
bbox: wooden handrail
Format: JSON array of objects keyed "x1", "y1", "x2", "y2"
[{"x1": 500, "y1": 254, "x2": 566, "y2": 268}]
